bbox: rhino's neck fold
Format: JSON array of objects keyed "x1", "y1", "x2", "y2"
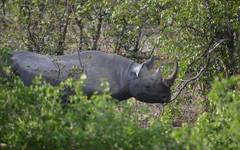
[{"x1": 110, "y1": 61, "x2": 137, "y2": 101}]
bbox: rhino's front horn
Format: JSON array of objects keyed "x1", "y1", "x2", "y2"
[{"x1": 163, "y1": 61, "x2": 178, "y2": 87}]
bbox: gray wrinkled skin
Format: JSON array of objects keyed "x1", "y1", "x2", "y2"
[{"x1": 10, "y1": 50, "x2": 178, "y2": 103}]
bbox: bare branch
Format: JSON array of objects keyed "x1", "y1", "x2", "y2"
[{"x1": 166, "y1": 39, "x2": 228, "y2": 105}]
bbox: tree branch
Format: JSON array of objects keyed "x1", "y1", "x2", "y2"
[{"x1": 166, "y1": 39, "x2": 228, "y2": 105}]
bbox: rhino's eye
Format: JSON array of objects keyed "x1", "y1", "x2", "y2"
[
  {"x1": 161, "y1": 95, "x2": 167, "y2": 100},
  {"x1": 145, "y1": 85, "x2": 150, "y2": 89}
]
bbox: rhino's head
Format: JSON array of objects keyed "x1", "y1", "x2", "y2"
[{"x1": 129, "y1": 57, "x2": 178, "y2": 104}]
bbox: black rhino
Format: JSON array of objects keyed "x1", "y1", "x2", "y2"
[{"x1": 10, "y1": 50, "x2": 178, "y2": 103}]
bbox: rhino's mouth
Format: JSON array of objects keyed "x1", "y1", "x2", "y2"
[{"x1": 136, "y1": 93, "x2": 169, "y2": 103}]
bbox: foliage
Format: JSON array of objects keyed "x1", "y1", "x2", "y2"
[
  {"x1": 0, "y1": 71, "x2": 240, "y2": 149},
  {"x1": 171, "y1": 76, "x2": 240, "y2": 149},
  {"x1": 0, "y1": 74, "x2": 176, "y2": 149},
  {"x1": 1, "y1": 0, "x2": 240, "y2": 149}
]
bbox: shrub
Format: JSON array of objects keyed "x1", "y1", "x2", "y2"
[
  {"x1": 171, "y1": 76, "x2": 240, "y2": 150},
  {"x1": 0, "y1": 68, "x2": 239, "y2": 149},
  {"x1": 0, "y1": 75, "x2": 176, "y2": 149}
]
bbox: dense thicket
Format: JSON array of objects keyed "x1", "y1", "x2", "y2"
[
  {"x1": 0, "y1": 0, "x2": 240, "y2": 149},
  {"x1": 0, "y1": 71, "x2": 239, "y2": 149}
]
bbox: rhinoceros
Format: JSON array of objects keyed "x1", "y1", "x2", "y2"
[{"x1": 10, "y1": 50, "x2": 178, "y2": 103}]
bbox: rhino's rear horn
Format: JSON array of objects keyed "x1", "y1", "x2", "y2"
[{"x1": 163, "y1": 61, "x2": 178, "y2": 87}]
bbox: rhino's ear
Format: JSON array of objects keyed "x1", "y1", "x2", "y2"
[
  {"x1": 132, "y1": 63, "x2": 144, "y2": 77},
  {"x1": 143, "y1": 56, "x2": 159, "y2": 70},
  {"x1": 133, "y1": 56, "x2": 158, "y2": 77}
]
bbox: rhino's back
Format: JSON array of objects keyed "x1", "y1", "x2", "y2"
[
  {"x1": 11, "y1": 51, "x2": 58, "y2": 85},
  {"x1": 10, "y1": 50, "x2": 134, "y2": 97},
  {"x1": 79, "y1": 51, "x2": 133, "y2": 72}
]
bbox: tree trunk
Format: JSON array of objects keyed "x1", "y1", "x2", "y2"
[
  {"x1": 133, "y1": 25, "x2": 143, "y2": 52},
  {"x1": 76, "y1": 18, "x2": 84, "y2": 51},
  {"x1": 92, "y1": 12, "x2": 103, "y2": 50},
  {"x1": 225, "y1": 2, "x2": 236, "y2": 76},
  {"x1": 57, "y1": 17, "x2": 69, "y2": 55},
  {"x1": 1, "y1": 0, "x2": 6, "y2": 16},
  {"x1": 114, "y1": 25, "x2": 126, "y2": 54},
  {"x1": 56, "y1": 0, "x2": 71, "y2": 55},
  {"x1": 114, "y1": 19, "x2": 127, "y2": 54}
]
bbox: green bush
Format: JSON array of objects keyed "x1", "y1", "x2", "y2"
[
  {"x1": 0, "y1": 70, "x2": 239, "y2": 149},
  {"x1": 0, "y1": 75, "x2": 176, "y2": 149},
  {"x1": 171, "y1": 76, "x2": 240, "y2": 150}
]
